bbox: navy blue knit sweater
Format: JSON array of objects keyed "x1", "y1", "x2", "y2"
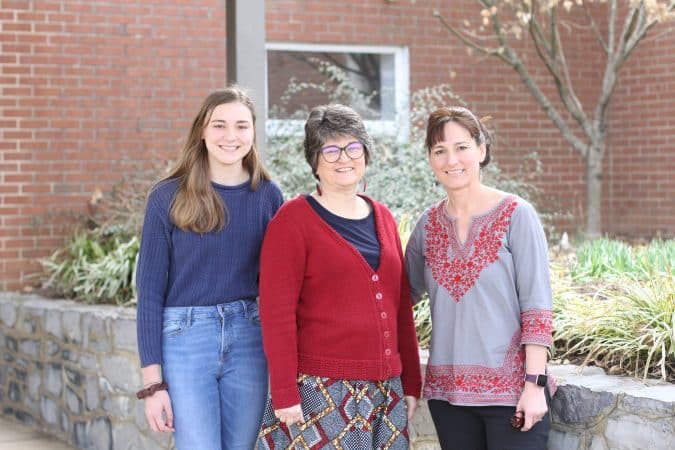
[{"x1": 136, "y1": 177, "x2": 283, "y2": 367}]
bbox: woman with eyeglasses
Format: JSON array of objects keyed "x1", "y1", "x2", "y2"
[
  {"x1": 256, "y1": 104, "x2": 422, "y2": 449},
  {"x1": 404, "y1": 106, "x2": 554, "y2": 450}
]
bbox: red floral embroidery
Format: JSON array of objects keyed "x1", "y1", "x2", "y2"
[
  {"x1": 521, "y1": 309, "x2": 553, "y2": 346},
  {"x1": 423, "y1": 331, "x2": 525, "y2": 405},
  {"x1": 424, "y1": 197, "x2": 518, "y2": 302}
]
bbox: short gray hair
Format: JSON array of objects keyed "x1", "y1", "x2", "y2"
[{"x1": 303, "y1": 104, "x2": 373, "y2": 180}]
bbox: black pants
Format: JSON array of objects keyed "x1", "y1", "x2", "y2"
[{"x1": 427, "y1": 400, "x2": 550, "y2": 450}]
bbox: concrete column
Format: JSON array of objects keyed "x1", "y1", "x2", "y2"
[{"x1": 226, "y1": 0, "x2": 267, "y2": 149}]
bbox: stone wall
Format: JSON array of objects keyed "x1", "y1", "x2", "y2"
[
  {"x1": 1, "y1": 293, "x2": 674, "y2": 449},
  {"x1": 0, "y1": 293, "x2": 172, "y2": 449}
]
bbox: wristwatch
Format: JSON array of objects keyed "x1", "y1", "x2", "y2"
[{"x1": 524, "y1": 373, "x2": 548, "y2": 387}]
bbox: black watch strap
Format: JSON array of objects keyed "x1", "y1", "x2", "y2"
[{"x1": 524, "y1": 373, "x2": 547, "y2": 387}]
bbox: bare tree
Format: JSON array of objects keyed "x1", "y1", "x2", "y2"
[{"x1": 434, "y1": 0, "x2": 674, "y2": 237}]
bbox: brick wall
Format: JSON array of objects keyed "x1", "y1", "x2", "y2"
[
  {"x1": 1, "y1": 0, "x2": 673, "y2": 290},
  {"x1": 605, "y1": 20, "x2": 675, "y2": 236},
  {"x1": 0, "y1": 0, "x2": 227, "y2": 290}
]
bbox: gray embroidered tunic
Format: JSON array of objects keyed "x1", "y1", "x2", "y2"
[{"x1": 404, "y1": 195, "x2": 553, "y2": 406}]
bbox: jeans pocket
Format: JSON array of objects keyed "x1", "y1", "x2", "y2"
[
  {"x1": 248, "y1": 306, "x2": 261, "y2": 326},
  {"x1": 162, "y1": 319, "x2": 186, "y2": 338}
]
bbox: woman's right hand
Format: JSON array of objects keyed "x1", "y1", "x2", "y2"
[
  {"x1": 144, "y1": 390, "x2": 175, "y2": 433},
  {"x1": 141, "y1": 364, "x2": 175, "y2": 432},
  {"x1": 274, "y1": 404, "x2": 305, "y2": 427}
]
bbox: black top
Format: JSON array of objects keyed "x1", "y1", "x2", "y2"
[{"x1": 305, "y1": 195, "x2": 381, "y2": 270}]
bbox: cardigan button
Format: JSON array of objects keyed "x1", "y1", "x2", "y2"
[
  {"x1": 372, "y1": 274, "x2": 379, "y2": 282},
  {"x1": 384, "y1": 349, "x2": 392, "y2": 356},
  {"x1": 380, "y1": 312, "x2": 387, "y2": 319},
  {"x1": 375, "y1": 293, "x2": 383, "y2": 300},
  {"x1": 384, "y1": 331, "x2": 390, "y2": 338}
]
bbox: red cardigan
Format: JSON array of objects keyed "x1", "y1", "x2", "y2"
[{"x1": 259, "y1": 195, "x2": 422, "y2": 409}]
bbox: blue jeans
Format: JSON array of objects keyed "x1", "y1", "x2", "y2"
[{"x1": 162, "y1": 300, "x2": 268, "y2": 450}]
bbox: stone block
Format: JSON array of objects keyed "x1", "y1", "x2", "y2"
[
  {"x1": 62, "y1": 311, "x2": 82, "y2": 344},
  {"x1": 44, "y1": 309, "x2": 62, "y2": 338},
  {"x1": 104, "y1": 394, "x2": 134, "y2": 420},
  {"x1": 134, "y1": 399, "x2": 148, "y2": 430},
  {"x1": 19, "y1": 339, "x2": 40, "y2": 359},
  {"x1": 2, "y1": 351, "x2": 14, "y2": 364},
  {"x1": 14, "y1": 409, "x2": 36, "y2": 426},
  {"x1": 62, "y1": 348, "x2": 80, "y2": 363},
  {"x1": 65, "y1": 385, "x2": 83, "y2": 415},
  {"x1": 8, "y1": 380, "x2": 21, "y2": 402},
  {"x1": 41, "y1": 395, "x2": 60, "y2": 425},
  {"x1": 86, "y1": 376, "x2": 99, "y2": 411},
  {"x1": 27, "y1": 370, "x2": 40, "y2": 399},
  {"x1": 589, "y1": 434, "x2": 609, "y2": 450},
  {"x1": 548, "y1": 429, "x2": 584, "y2": 450},
  {"x1": 113, "y1": 318, "x2": 138, "y2": 353},
  {"x1": 102, "y1": 355, "x2": 141, "y2": 391},
  {"x1": 73, "y1": 421, "x2": 86, "y2": 447},
  {"x1": 5, "y1": 336, "x2": 18, "y2": 352},
  {"x1": 65, "y1": 366, "x2": 84, "y2": 386},
  {"x1": 79, "y1": 352, "x2": 99, "y2": 372},
  {"x1": 87, "y1": 416, "x2": 112, "y2": 450},
  {"x1": 17, "y1": 307, "x2": 43, "y2": 334},
  {"x1": 550, "y1": 385, "x2": 616, "y2": 426},
  {"x1": 111, "y1": 422, "x2": 145, "y2": 450},
  {"x1": 0, "y1": 302, "x2": 17, "y2": 327},
  {"x1": 45, "y1": 338, "x2": 61, "y2": 357},
  {"x1": 83, "y1": 312, "x2": 112, "y2": 353},
  {"x1": 45, "y1": 363, "x2": 63, "y2": 396},
  {"x1": 62, "y1": 412, "x2": 71, "y2": 434},
  {"x1": 619, "y1": 392, "x2": 674, "y2": 417},
  {"x1": 605, "y1": 414, "x2": 674, "y2": 450}
]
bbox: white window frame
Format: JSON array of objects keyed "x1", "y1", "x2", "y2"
[{"x1": 265, "y1": 42, "x2": 410, "y2": 142}]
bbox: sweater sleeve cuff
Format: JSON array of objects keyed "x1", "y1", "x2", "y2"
[
  {"x1": 271, "y1": 385, "x2": 301, "y2": 410},
  {"x1": 401, "y1": 374, "x2": 422, "y2": 399}
]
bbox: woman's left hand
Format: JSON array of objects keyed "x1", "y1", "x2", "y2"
[
  {"x1": 404, "y1": 395, "x2": 418, "y2": 421},
  {"x1": 515, "y1": 384, "x2": 547, "y2": 432}
]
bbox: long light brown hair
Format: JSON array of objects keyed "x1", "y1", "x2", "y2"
[{"x1": 162, "y1": 87, "x2": 271, "y2": 233}]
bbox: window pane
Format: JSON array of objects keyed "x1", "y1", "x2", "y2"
[{"x1": 267, "y1": 50, "x2": 395, "y2": 121}]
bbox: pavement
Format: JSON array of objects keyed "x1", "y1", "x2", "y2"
[{"x1": 0, "y1": 416, "x2": 75, "y2": 450}]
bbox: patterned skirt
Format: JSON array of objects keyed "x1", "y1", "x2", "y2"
[{"x1": 257, "y1": 374, "x2": 409, "y2": 450}]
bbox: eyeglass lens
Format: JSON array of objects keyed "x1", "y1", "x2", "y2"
[{"x1": 320, "y1": 142, "x2": 364, "y2": 162}]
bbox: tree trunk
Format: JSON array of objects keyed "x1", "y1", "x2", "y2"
[{"x1": 585, "y1": 145, "x2": 604, "y2": 238}]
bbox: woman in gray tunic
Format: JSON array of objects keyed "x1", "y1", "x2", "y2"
[{"x1": 405, "y1": 106, "x2": 554, "y2": 450}]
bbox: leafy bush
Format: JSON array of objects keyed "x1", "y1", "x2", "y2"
[{"x1": 41, "y1": 231, "x2": 139, "y2": 305}]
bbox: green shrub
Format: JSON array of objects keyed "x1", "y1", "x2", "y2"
[
  {"x1": 571, "y1": 238, "x2": 675, "y2": 281},
  {"x1": 553, "y1": 268, "x2": 675, "y2": 381},
  {"x1": 41, "y1": 231, "x2": 138, "y2": 306}
]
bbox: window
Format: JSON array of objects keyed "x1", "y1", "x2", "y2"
[{"x1": 266, "y1": 43, "x2": 409, "y2": 141}]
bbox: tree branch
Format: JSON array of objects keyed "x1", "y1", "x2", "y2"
[
  {"x1": 433, "y1": 10, "x2": 512, "y2": 63},
  {"x1": 475, "y1": 2, "x2": 589, "y2": 156},
  {"x1": 583, "y1": 0, "x2": 608, "y2": 53},
  {"x1": 528, "y1": 2, "x2": 593, "y2": 141}
]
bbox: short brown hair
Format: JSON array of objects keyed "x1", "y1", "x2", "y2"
[
  {"x1": 303, "y1": 104, "x2": 373, "y2": 180},
  {"x1": 425, "y1": 106, "x2": 492, "y2": 168}
]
